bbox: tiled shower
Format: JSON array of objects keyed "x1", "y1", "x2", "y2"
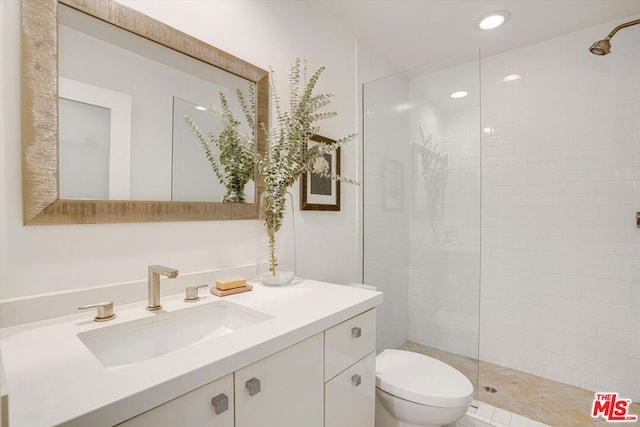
[{"x1": 363, "y1": 13, "x2": 640, "y2": 417}]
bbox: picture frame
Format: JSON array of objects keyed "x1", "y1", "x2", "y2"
[
  {"x1": 382, "y1": 157, "x2": 403, "y2": 211},
  {"x1": 301, "y1": 135, "x2": 341, "y2": 211}
]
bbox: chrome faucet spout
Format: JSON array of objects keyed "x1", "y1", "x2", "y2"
[{"x1": 147, "y1": 265, "x2": 179, "y2": 311}]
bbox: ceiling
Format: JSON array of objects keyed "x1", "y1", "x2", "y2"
[{"x1": 314, "y1": 0, "x2": 640, "y2": 72}]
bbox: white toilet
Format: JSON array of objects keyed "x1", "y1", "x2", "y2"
[{"x1": 375, "y1": 349, "x2": 473, "y2": 427}]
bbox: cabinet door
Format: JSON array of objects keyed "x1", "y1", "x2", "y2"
[
  {"x1": 235, "y1": 333, "x2": 324, "y2": 427},
  {"x1": 325, "y1": 352, "x2": 375, "y2": 427},
  {"x1": 116, "y1": 374, "x2": 233, "y2": 427}
]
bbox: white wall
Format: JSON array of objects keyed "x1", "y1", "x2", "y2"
[
  {"x1": 0, "y1": 0, "x2": 361, "y2": 300},
  {"x1": 357, "y1": 40, "x2": 405, "y2": 352},
  {"x1": 480, "y1": 16, "x2": 640, "y2": 400}
]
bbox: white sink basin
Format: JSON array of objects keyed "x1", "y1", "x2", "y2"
[{"x1": 77, "y1": 301, "x2": 271, "y2": 368}]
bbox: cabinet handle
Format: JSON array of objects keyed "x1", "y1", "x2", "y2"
[
  {"x1": 246, "y1": 377, "x2": 261, "y2": 396},
  {"x1": 210, "y1": 393, "x2": 229, "y2": 415},
  {"x1": 351, "y1": 374, "x2": 362, "y2": 387},
  {"x1": 351, "y1": 326, "x2": 362, "y2": 338}
]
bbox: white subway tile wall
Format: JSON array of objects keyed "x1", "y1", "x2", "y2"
[{"x1": 479, "y1": 17, "x2": 640, "y2": 400}]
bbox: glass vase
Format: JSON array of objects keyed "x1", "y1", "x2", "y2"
[
  {"x1": 257, "y1": 189, "x2": 296, "y2": 286},
  {"x1": 222, "y1": 189, "x2": 244, "y2": 203}
]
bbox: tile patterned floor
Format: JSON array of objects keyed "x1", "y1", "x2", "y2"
[{"x1": 401, "y1": 341, "x2": 640, "y2": 427}]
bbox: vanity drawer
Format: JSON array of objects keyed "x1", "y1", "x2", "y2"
[{"x1": 325, "y1": 309, "x2": 375, "y2": 381}]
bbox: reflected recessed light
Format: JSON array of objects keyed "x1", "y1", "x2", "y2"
[
  {"x1": 502, "y1": 74, "x2": 522, "y2": 83},
  {"x1": 394, "y1": 103, "x2": 413, "y2": 112},
  {"x1": 450, "y1": 90, "x2": 468, "y2": 99},
  {"x1": 476, "y1": 10, "x2": 511, "y2": 30},
  {"x1": 195, "y1": 105, "x2": 207, "y2": 111},
  {"x1": 482, "y1": 127, "x2": 494, "y2": 135}
]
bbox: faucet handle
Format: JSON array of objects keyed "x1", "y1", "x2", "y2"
[
  {"x1": 78, "y1": 301, "x2": 116, "y2": 322},
  {"x1": 184, "y1": 284, "x2": 209, "y2": 302}
]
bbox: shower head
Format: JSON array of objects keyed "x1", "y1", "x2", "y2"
[
  {"x1": 589, "y1": 38, "x2": 611, "y2": 55},
  {"x1": 589, "y1": 19, "x2": 640, "y2": 56}
]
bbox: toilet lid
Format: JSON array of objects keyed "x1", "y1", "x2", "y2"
[{"x1": 376, "y1": 349, "x2": 473, "y2": 408}]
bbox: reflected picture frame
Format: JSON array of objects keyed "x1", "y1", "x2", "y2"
[
  {"x1": 300, "y1": 135, "x2": 341, "y2": 211},
  {"x1": 382, "y1": 157, "x2": 403, "y2": 211}
]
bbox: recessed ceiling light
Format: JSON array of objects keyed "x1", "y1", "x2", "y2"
[
  {"x1": 450, "y1": 90, "x2": 468, "y2": 99},
  {"x1": 475, "y1": 10, "x2": 511, "y2": 30},
  {"x1": 195, "y1": 105, "x2": 207, "y2": 111}
]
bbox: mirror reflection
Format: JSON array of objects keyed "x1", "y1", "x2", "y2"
[
  {"x1": 57, "y1": 3, "x2": 257, "y2": 203},
  {"x1": 58, "y1": 77, "x2": 133, "y2": 200},
  {"x1": 59, "y1": 97, "x2": 111, "y2": 199},
  {"x1": 172, "y1": 97, "x2": 256, "y2": 203}
]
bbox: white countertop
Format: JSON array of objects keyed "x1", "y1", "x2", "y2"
[{"x1": 0, "y1": 279, "x2": 382, "y2": 427}]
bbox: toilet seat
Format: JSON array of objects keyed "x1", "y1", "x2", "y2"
[{"x1": 376, "y1": 349, "x2": 473, "y2": 408}]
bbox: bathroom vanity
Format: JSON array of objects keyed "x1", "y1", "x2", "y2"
[{"x1": 0, "y1": 280, "x2": 381, "y2": 426}]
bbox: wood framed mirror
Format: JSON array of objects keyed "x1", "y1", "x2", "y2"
[{"x1": 21, "y1": 0, "x2": 268, "y2": 225}]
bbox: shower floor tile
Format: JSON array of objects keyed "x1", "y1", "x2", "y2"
[{"x1": 401, "y1": 341, "x2": 640, "y2": 426}]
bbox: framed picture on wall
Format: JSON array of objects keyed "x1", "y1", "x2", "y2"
[
  {"x1": 382, "y1": 157, "x2": 403, "y2": 211},
  {"x1": 301, "y1": 135, "x2": 341, "y2": 211}
]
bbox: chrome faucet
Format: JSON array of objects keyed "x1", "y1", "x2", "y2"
[{"x1": 147, "y1": 265, "x2": 179, "y2": 311}]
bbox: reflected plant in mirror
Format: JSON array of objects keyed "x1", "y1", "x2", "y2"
[{"x1": 184, "y1": 87, "x2": 256, "y2": 203}]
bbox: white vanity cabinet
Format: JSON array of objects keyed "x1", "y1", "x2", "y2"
[
  {"x1": 235, "y1": 333, "x2": 324, "y2": 427},
  {"x1": 116, "y1": 334, "x2": 324, "y2": 427},
  {"x1": 324, "y1": 309, "x2": 376, "y2": 427},
  {"x1": 115, "y1": 327, "x2": 361, "y2": 427},
  {"x1": 115, "y1": 312, "x2": 375, "y2": 427},
  {"x1": 116, "y1": 374, "x2": 233, "y2": 427}
]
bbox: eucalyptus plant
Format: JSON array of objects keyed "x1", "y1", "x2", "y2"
[
  {"x1": 258, "y1": 58, "x2": 358, "y2": 276},
  {"x1": 185, "y1": 87, "x2": 255, "y2": 202},
  {"x1": 188, "y1": 59, "x2": 358, "y2": 278}
]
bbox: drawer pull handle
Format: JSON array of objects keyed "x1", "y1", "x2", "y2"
[
  {"x1": 211, "y1": 393, "x2": 229, "y2": 414},
  {"x1": 351, "y1": 374, "x2": 362, "y2": 387},
  {"x1": 246, "y1": 377, "x2": 261, "y2": 396},
  {"x1": 351, "y1": 326, "x2": 362, "y2": 338}
]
